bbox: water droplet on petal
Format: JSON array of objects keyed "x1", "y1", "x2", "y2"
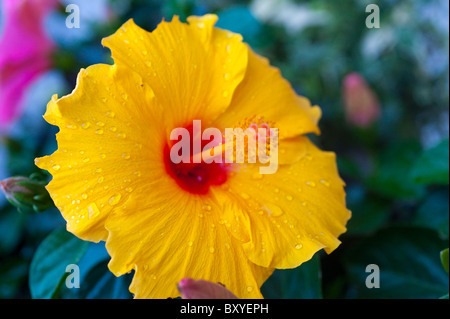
[
  {"x1": 106, "y1": 111, "x2": 115, "y2": 118},
  {"x1": 81, "y1": 122, "x2": 91, "y2": 129},
  {"x1": 240, "y1": 193, "x2": 250, "y2": 200},
  {"x1": 320, "y1": 179, "x2": 330, "y2": 187},
  {"x1": 247, "y1": 286, "x2": 253, "y2": 293},
  {"x1": 122, "y1": 153, "x2": 131, "y2": 160},
  {"x1": 187, "y1": 241, "x2": 193, "y2": 247},
  {"x1": 88, "y1": 203, "x2": 100, "y2": 219},
  {"x1": 262, "y1": 204, "x2": 284, "y2": 217},
  {"x1": 81, "y1": 193, "x2": 88, "y2": 199},
  {"x1": 109, "y1": 194, "x2": 121, "y2": 206},
  {"x1": 209, "y1": 247, "x2": 215, "y2": 253},
  {"x1": 286, "y1": 195, "x2": 293, "y2": 201},
  {"x1": 52, "y1": 164, "x2": 61, "y2": 171},
  {"x1": 95, "y1": 129, "x2": 104, "y2": 135},
  {"x1": 295, "y1": 244, "x2": 303, "y2": 250}
]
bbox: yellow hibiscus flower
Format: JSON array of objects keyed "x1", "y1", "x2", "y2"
[{"x1": 35, "y1": 14, "x2": 350, "y2": 298}]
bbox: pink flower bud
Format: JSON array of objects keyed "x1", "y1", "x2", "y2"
[
  {"x1": 343, "y1": 72, "x2": 381, "y2": 128},
  {"x1": 177, "y1": 278, "x2": 239, "y2": 299}
]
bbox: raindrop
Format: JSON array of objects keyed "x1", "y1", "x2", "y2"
[
  {"x1": 81, "y1": 193, "x2": 88, "y2": 199},
  {"x1": 88, "y1": 203, "x2": 100, "y2": 219},
  {"x1": 209, "y1": 247, "x2": 215, "y2": 253},
  {"x1": 81, "y1": 122, "x2": 91, "y2": 129},
  {"x1": 108, "y1": 194, "x2": 122, "y2": 206},
  {"x1": 320, "y1": 179, "x2": 330, "y2": 187},
  {"x1": 286, "y1": 195, "x2": 293, "y2": 201},
  {"x1": 262, "y1": 204, "x2": 284, "y2": 217},
  {"x1": 52, "y1": 164, "x2": 61, "y2": 171},
  {"x1": 247, "y1": 286, "x2": 253, "y2": 293},
  {"x1": 240, "y1": 193, "x2": 250, "y2": 200},
  {"x1": 106, "y1": 111, "x2": 115, "y2": 118},
  {"x1": 95, "y1": 129, "x2": 104, "y2": 135},
  {"x1": 295, "y1": 244, "x2": 303, "y2": 250},
  {"x1": 122, "y1": 153, "x2": 131, "y2": 160}
]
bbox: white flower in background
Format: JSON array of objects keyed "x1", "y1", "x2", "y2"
[{"x1": 250, "y1": 0, "x2": 329, "y2": 34}]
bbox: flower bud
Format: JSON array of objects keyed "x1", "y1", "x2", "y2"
[
  {"x1": 0, "y1": 176, "x2": 53, "y2": 213},
  {"x1": 177, "y1": 278, "x2": 239, "y2": 299},
  {"x1": 343, "y1": 72, "x2": 381, "y2": 128}
]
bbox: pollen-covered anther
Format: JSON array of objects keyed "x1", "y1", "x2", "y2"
[{"x1": 225, "y1": 116, "x2": 278, "y2": 163}]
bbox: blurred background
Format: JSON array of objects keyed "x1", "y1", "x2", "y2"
[{"x1": 0, "y1": 0, "x2": 448, "y2": 299}]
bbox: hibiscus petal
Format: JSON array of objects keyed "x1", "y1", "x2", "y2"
[
  {"x1": 105, "y1": 188, "x2": 273, "y2": 298},
  {"x1": 35, "y1": 63, "x2": 165, "y2": 242},
  {"x1": 214, "y1": 48, "x2": 322, "y2": 139},
  {"x1": 101, "y1": 15, "x2": 248, "y2": 132},
  {"x1": 213, "y1": 137, "x2": 351, "y2": 269}
]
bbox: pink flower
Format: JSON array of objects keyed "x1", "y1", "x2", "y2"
[
  {"x1": 343, "y1": 72, "x2": 381, "y2": 128},
  {"x1": 0, "y1": 0, "x2": 58, "y2": 130},
  {"x1": 178, "y1": 278, "x2": 239, "y2": 299}
]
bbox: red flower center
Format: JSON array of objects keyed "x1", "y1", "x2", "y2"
[{"x1": 163, "y1": 124, "x2": 228, "y2": 194}]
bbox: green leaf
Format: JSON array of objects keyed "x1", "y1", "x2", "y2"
[
  {"x1": 441, "y1": 248, "x2": 449, "y2": 273},
  {"x1": 261, "y1": 255, "x2": 322, "y2": 299},
  {"x1": 0, "y1": 257, "x2": 29, "y2": 299},
  {"x1": 368, "y1": 140, "x2": 425, "y2": 199},
  {"x1": 345, "y1": 226, "x2": 449, "y2": 298},
  {"x1": 345, "y1": 185, "x2": 389, "y2": 235},
  {"x1": 411, "y1": 138, "x2": 449, "y2": 186},
  {"x1": 74, "y1": 260, "x2": 132, "y2": 299},
  {"x1": 29, "y1": 228, "x2": 89, "y2": 299},
  {"x1": 412, "y1": 189, "x2": 449, "y2": 238}
]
